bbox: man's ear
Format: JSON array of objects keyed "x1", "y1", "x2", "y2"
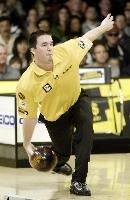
[{"x1": 30, "y1": 48, "x2": 35, "y2": 55}]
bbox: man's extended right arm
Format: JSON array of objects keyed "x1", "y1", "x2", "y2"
[{"x1": 23, "y1": 118, "x2": 37, "y2": 157}]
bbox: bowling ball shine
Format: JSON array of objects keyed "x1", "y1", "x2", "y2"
[{"x1": 30, "y1": 146, "x2": 57, "y2": 172}]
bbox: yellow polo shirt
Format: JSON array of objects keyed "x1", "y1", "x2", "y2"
[{"x1": 16, "y1": 38, "x2": 93, "y2": 121}]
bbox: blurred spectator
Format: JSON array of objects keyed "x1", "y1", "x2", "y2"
[
  {"x1": 34, "y1": 0, "x2": 46, "y2": 18},
  {"x1": 0, "y1": 43, "x2": 20, "y2": 80},
  {"x1": 6, "y1": 0, "x2": 25, "y2": 17},
  {"x1": 115, "y1": 14, "x2": 127, "y2": 39},
  {"x1": 37, "y1": 17, "x2": 51, "y2": 32},
  {"x1": 65, "y1": 0, "x2": 88, "y2": 18},
  {"x1": 91, "y1": 40, "x2": 109, "y2": 67},
  {"x1": 108, "y1": 57, "x2": 120, "y2": 78},
  {"x1": 98, "y1": 0, "x2": 112, "y2": 21},
  {"x1": 9, "y1": 34, "x2": 31, "y2": 75},
  {"x1": 82, "y1": 6, "x2": 100, "y2": 34},
  {"x1": 68, "y1": 15, "x2": 83, "y2": 39},
  {"x1": 0, "y1": 16, "x2": 17, "y2": 56},
  {"x1": 37, "y1": 17, "x2": 60, "y2": 45},
  {"x1": 21, "y1": 0, "x2": 36, "y2": 13},
  {"x1": 115, "y1": 14, "x2": 130, "y2": 75},
  {"x1": 52, "y1": 5, "x2": 70, "y2": 42},
  {"x1": 0, "y1": 0, "x2": 8, "y2": 16},
  {"x1": 109, "y1": 57, "x2": 120, "y2": 67},
  {"x1": 88, "y1": 40, "x2": 120, "y2": 78},
  {"x1": 103, "y1": 24, "x2": 125, "y2": 73},
  {"x1": 124, "y1": 0, "x2": 130, "y2": 36},
  {"x1": 23, "y1": 8, "x2": 38, "y2": 38},
  {"x1": 6, "y1": 0, "x2": 25, "y2": 32},
  {"x1": 117, "y1": 1, "x2": 130, "y2": 76},
  {"x1": 35, "y1": 0, "x2": 61, "y2": 19},
  {"x1": 9, "y1": 56, "x2": 22, "y2": 70}
]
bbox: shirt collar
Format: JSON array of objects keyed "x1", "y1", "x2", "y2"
[
  {"x1": 31, "y1": 61, "x2": 50, "y2": 76},
  {"x1": 30, "y1": 55, "x2": 61, "y2": 76}
]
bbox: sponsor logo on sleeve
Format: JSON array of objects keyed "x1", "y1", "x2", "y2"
[{"x1": 79, "y1": 40, "x2": 86, "y2": 49}]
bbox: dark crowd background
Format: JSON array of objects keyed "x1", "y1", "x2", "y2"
[{"x1": 0, "y1": 0, "x2": 130, "y2": 80}]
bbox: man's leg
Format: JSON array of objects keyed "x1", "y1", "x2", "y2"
[{"x1": 70, "y1": 89, "x2": 94, "y2": 195}]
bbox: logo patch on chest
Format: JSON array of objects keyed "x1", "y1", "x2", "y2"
[{"x1": 42, "y1": 83, "x2": 52, "y2": 93}]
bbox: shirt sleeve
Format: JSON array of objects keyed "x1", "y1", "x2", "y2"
[
  {"x1": 16, "y1": 87, "x2": 38, "y2": 119},
  {"x1": 54, "y1": 38, "x2": 93, "y2": 66}
]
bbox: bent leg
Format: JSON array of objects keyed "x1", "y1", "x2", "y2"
[{"x1": 39, "y1": 112, "x2": 73, "y2": 166}]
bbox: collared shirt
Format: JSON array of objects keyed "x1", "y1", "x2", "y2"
[{"x1": 16, "y1": 38, "x2": 93, "y2": 121}]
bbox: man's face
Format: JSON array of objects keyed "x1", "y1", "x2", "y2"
[
  {"x1": 0, "y1": 45, "x2": 7, "y2": 65},
  {"x1": 32, "y1": 35, "x2": 53, "y2": 65}
]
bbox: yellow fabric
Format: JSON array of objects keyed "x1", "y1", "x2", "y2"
[{"x1": 16, "y1": 38, "x2": 93, "y2": 121}]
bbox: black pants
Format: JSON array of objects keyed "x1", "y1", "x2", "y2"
[{"x1": 39, "y1": 89, "x2": 94, "y2": 183}]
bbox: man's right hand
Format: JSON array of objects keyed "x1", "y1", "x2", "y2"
[{"x1": 23, "y1": 142, "x2": 36, "y2": 159}]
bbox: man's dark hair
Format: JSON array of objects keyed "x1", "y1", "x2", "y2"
[{"x1": 29, "y1": 30, "x2": 52, "y2": 49}]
